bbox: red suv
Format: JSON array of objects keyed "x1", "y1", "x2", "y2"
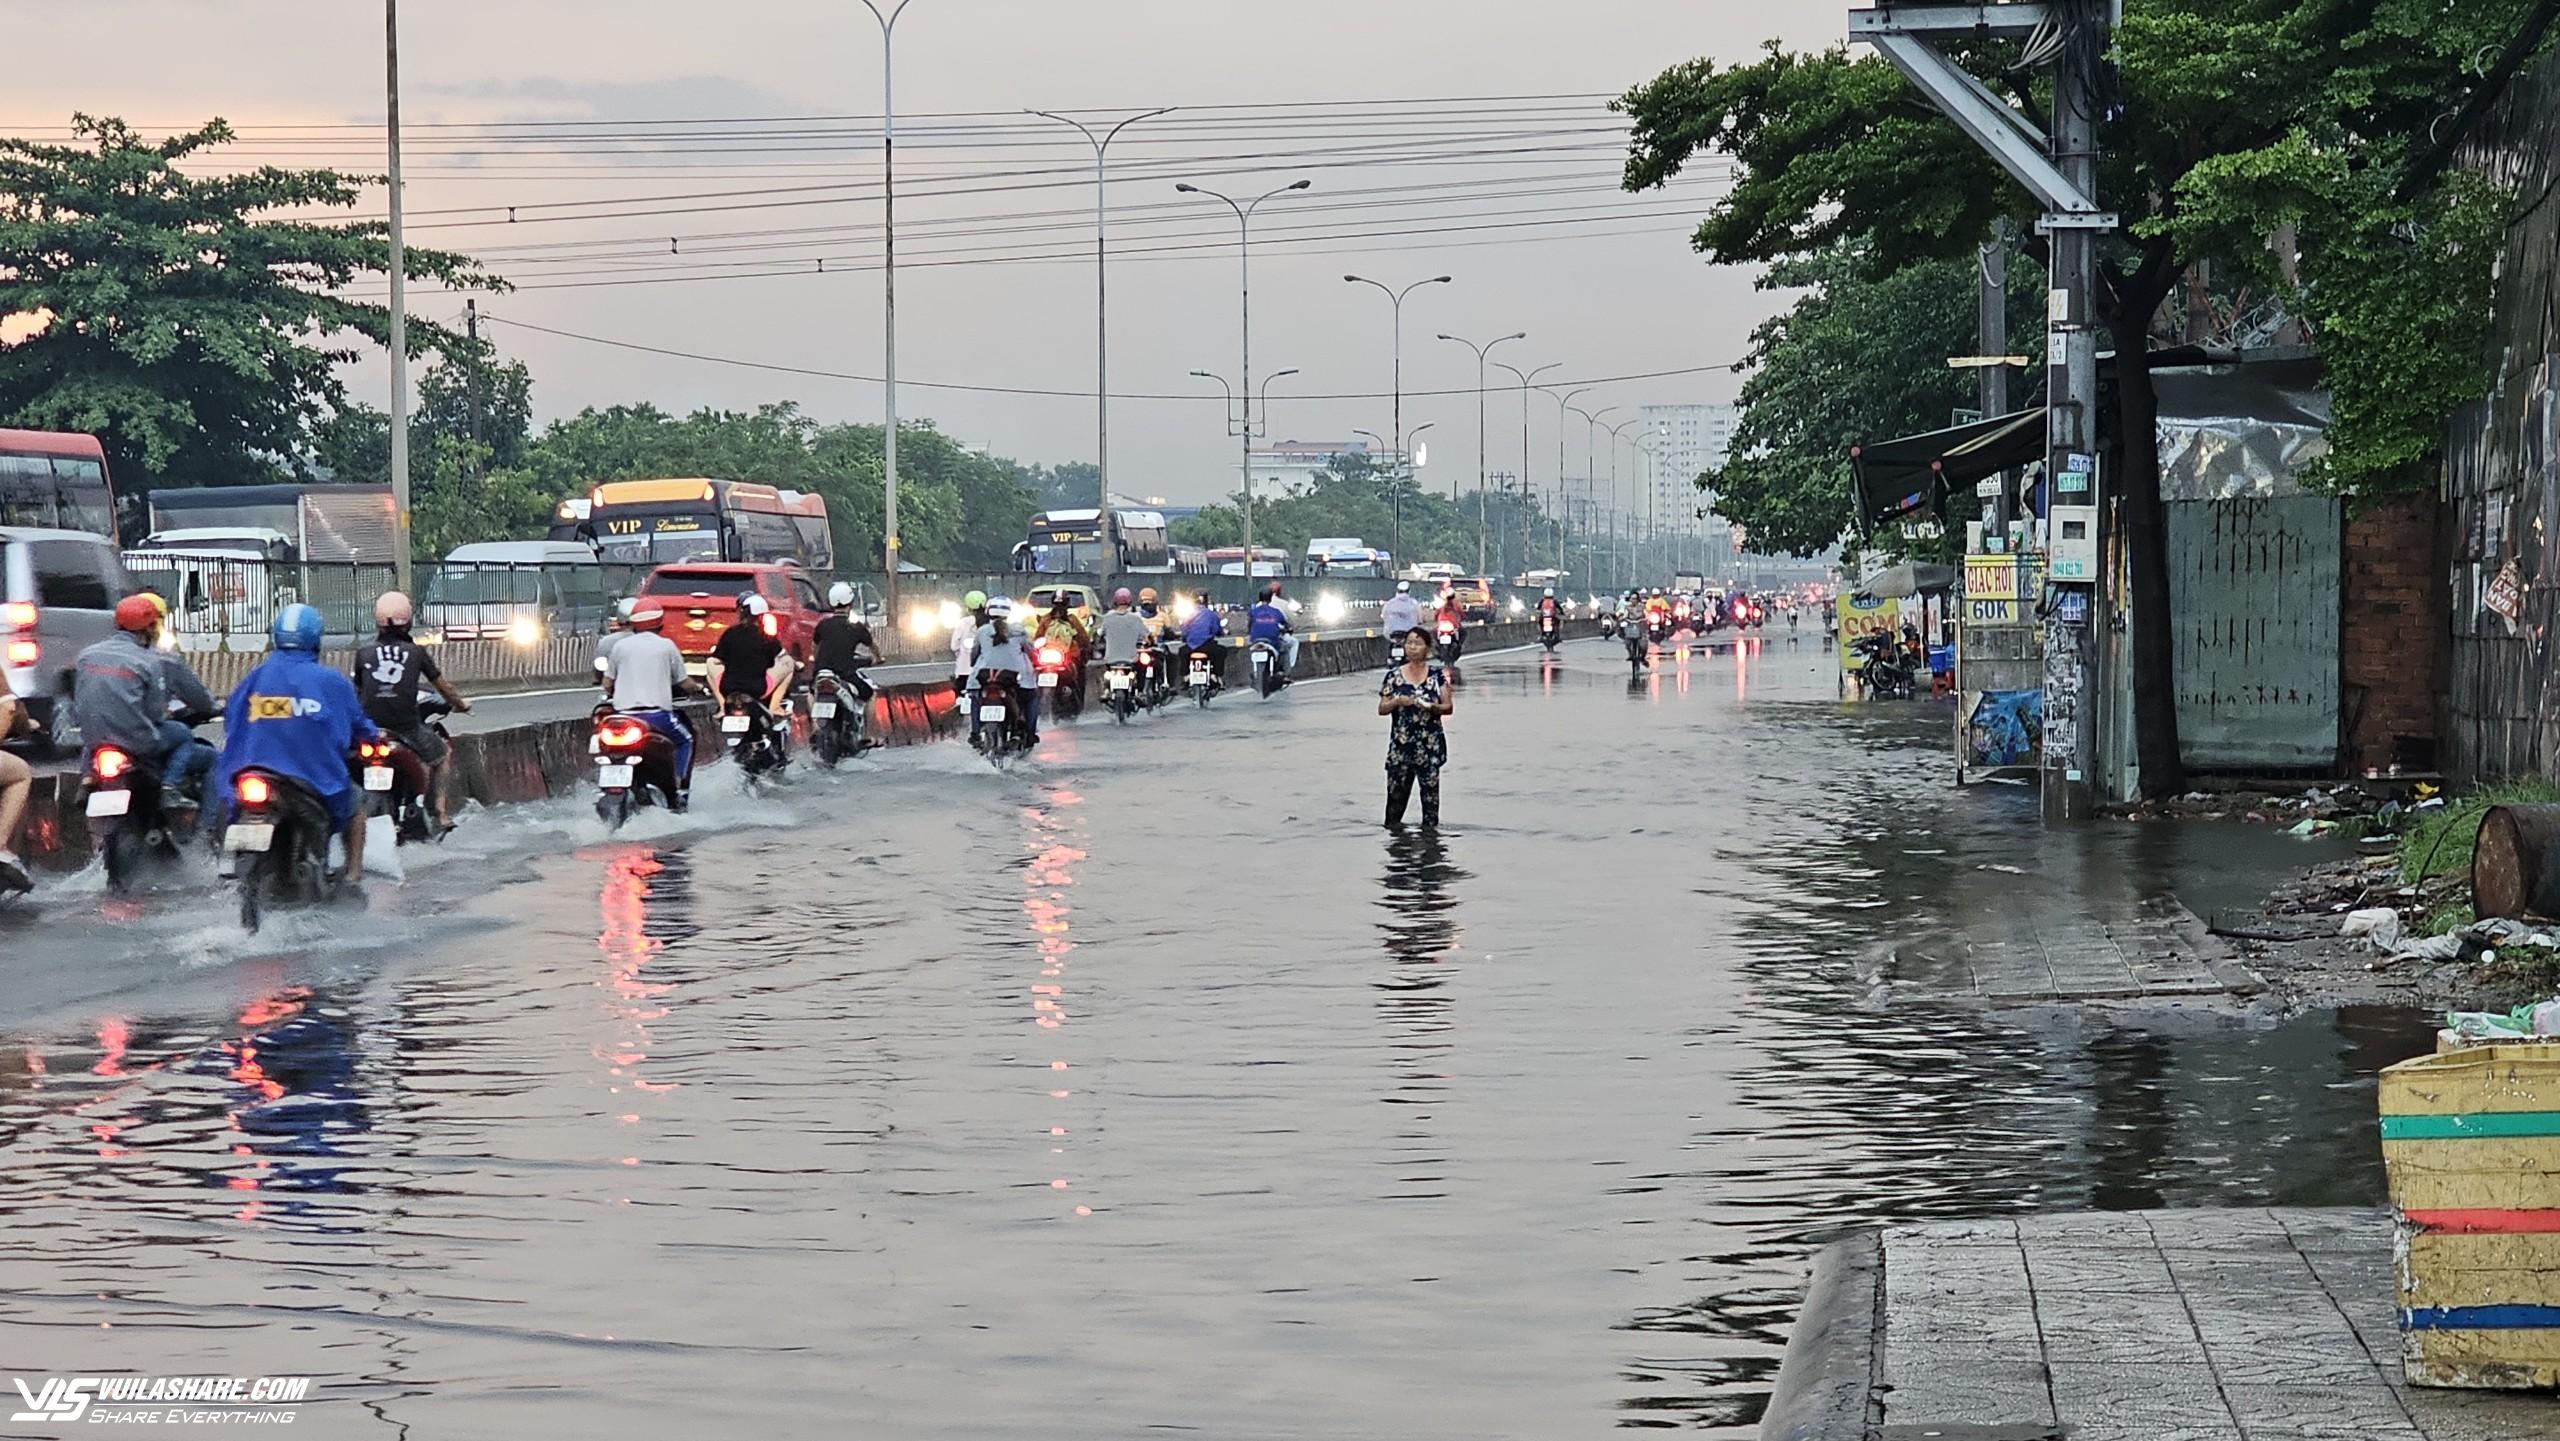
[{"x1": 637, "y1": 563, "x2": 826, "y2": 676}]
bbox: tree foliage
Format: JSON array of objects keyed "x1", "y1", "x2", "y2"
[
  {"x1": 0, "y1": 116, "x2": 492, "y2": 492},
  {"x1": 1707, "y1": 243, "x2": 2044, "y2": 557}
]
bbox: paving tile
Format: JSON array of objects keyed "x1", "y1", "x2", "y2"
[
  {"x1": 1878, "y1": 1349, "x2": 2056, "y2": 1430},
  {"x1": 2222, "y1": 1383, "x2": 2427, "y2": 1441},
  {"x1": 2046, "y1": 1360, "x2": 2239, "y2": 1437}
]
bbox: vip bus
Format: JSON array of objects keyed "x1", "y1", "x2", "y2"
[
  {"x1": 552, "y1": 478, "x2": 834, "y2": 570},
  {"x1": 0, "y1": 429, "x2": 116, "y2": 539},
  {"x1": 1010, "y1": 507, "x2": 1172, "y2": 574}
]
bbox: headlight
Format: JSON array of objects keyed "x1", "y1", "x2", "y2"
[
  {"x1": 1507, "y1": 597, "x2": 1525, "y2": 616},
  {"x1": 507, "y1": 616, "x2": 542, "y2": 647},
  {"x1": 1173, "y1": 597, "x2": 1198, "y2": 622},
  {"x1": 1316, "y1": 594, "x2": 1347, "y2": 625}
]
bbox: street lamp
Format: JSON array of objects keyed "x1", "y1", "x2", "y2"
[
  {"x1": 858, "y1": 0, "x2": 924, "y2": 615},
  {"x1": 1603, "y1": 416, "x2": 1642, "y2": 591},
  {"x1": 1176, "y1": 178, "x2": 1311, "y2": 596},
  {"x1": 1439, "y1": 331, "x2": 1525, "y2": 575},
  {"x1": 1342, "y1": 274, "x2": 1452, "y2": 485},
  {"x1": 1542, "y1": 386, "x2": 1594, "y2": 570},
  {"x1": 1028, "y1": 106, "x2": 1173, "y2": 593},
  {"x1": 1568, "y1": 403, "x2": 1618, "y2": 584},
  {"x1": 1492, "y1": 360, "x2": 1558, "y2": 579}
]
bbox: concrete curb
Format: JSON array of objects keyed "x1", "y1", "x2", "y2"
[{"x1": 1758, "y1": 1233, "x2": 1883, "y2": 1441}]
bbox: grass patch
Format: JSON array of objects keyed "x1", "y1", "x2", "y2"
[
  {"x1": 2398, "y1": 779, "x2": 2560, "y2": 885},
  {"x1": 2421, "y1": 901, "x2": 2476, "y2": 938}
]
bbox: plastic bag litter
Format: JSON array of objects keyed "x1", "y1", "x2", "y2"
[
  {"x1": 2446, "y1": 999, "x2": 2560, "y2": 1040},
  {"x1": 2286, "y1": 818, "x2": 2338, "y2": 838},
  {"x1": 2342, "y1": 908, "x2": 2404, "y2": 950}
]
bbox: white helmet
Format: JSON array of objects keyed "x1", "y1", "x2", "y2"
[
  {"x1": 738, "y1": 592, "x2": 771, "y2": 618},
  {"x1": 614, "y1": 597, "x2": 638, "y2": 624},
  {"x1": 1395, "y1": 580, "x2": 1411, "y2": 593},
  {"x1": 1543, "y1": 587, "x2": 1555, "y2": 598},
  {"x1": 986, "y1": 596, "x2": 1015, "y2": 619},
  {"x1": 827, "y1": 581, "x2": 856, "y2": 609}
]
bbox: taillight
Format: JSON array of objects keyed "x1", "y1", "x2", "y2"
[
  {"x1": 598, "y1": 716, "x2": 648, "y2": 749},
  {"x1": 0, "y1": 600, "x2": 33, "y2": 630},
  {"x1": 3, "y1": 640, "x2": 33, "y2": 667},
  {"x1": 359, "y1": 740, "x2": 391, "y2": 761},
  {"x1": 92, "y1": 746, "x2": 131, "y2": 781},
  {"x1": 1038, "y1": 646, "x2": 1063, "y2": 667},
  {"x1": 237, "y1": 774, "x2": 272, "y2": 807}
]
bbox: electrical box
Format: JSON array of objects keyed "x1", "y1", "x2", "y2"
[{"x1": 2048, "y1": 452, "x2": 2100, "y2": 582}]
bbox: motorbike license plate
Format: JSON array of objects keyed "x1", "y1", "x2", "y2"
[
  {"x1": 810, "y1": 701, "x2": 837, "y2": 719},
  {"x1": 363, "y1": 766, "x2": 395, "y2": 792},
  {"x1": 225, "y1": 823, "x2": 276, "y2": 853},
  {"x1": 86, "y1": 789, "x2": 132, "y2": 818},
  {"x1": 1038, "y1": 672, "x2": 1060, "y2": 689},
  {"x1": 721, "y1": 714, "x2": 752, "y2": 734},
  {"x1": 978, "y1": 705, "x2": 1008, "y2": 723},
  {"x1": 595, "y1": 763, "x2": 635, "y2": 788},
  {"x1": 1108, "y1": 672, "x2": 1133, "y2": 690}
]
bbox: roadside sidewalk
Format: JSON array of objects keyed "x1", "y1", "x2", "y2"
[{"x1": 1761, "y1": 1209, "x2": 2554, "y2": 1441}]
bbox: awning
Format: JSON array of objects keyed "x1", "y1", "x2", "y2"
[
  {"x1": 1849, "y1": 408, "x2": 2044, "y2": 532},
  {"x1": 1860, "y1": 561, "x2": 1959, "y2": 598}
]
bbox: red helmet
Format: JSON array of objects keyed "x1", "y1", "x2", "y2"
[
  {"x1": 1112, "y1": 587, "x2": 1133, "y2": 606},
  {"x1": 114, "y1": 594, "x2": 163, "y2": 634}
]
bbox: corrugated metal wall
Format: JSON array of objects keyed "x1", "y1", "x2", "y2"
[
  {"x1": 2168, "y1": 495, "x2": 2342, "y2": 770},
  {"x1": 2447, "y1": 54, "x2": 2560, "y2": 783}
]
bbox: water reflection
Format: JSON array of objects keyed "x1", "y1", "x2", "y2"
[{"x1": 1024, "y1": 785, "x2": 1089, "y2": 1216}]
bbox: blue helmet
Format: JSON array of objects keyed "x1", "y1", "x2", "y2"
[{"x1": 271, "y1": 602, "x2": 325, "y2": 653}]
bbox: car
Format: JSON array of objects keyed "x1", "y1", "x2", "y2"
[
  {"x1": 2, "y1": 527, "x2": 139, "y2": 756},
  {"x1": 1022, "y1": 582, "x2": 1102, "y2": 625},
  {"x1": 1449, "y1": 575, "x2": 1498, "y2": 623},
  {"x1": 420, "y1": 540, "x2": 610, "y2": 645},
  {"x1": 637, "y1": 562, "x2": 827, "y2": 676}
]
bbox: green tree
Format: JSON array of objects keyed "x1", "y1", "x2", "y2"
[
  {"x1": 0, "y1": 116, "x2": 492, "y2": 497},
  {"x1": 415, "y1": 344, "x2": 534, "y2": 471},
  {"x1": 1618, "y1": 4, "x2": 2559, "y2": 794},
  {"x1": 1709, "y1": 243, "x2": 2043, "y2": 558}
]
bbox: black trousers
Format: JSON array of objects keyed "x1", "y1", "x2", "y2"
[{"x1": 1385, "y1": 767, "x2": 1441, "y2": 825}]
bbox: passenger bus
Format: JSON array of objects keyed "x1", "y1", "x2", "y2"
[
  {"x1": 0, "y1": 429, "x2": 116, "y2": 540},
  {"x1": 1010, "y1": 508, "x2": 1172, "y2": 574},
  {"x1": 1206, "y1": 546, "x2": 1289, "y2": 578},
  {"x1": 1302, "y1": 538, "x2": 1392, "y2": 578},
  {"x1": 551, "y1": 478, "x2": 834, "y2": 570}
]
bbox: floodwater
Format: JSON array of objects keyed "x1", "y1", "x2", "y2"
[{"x1": 0, "y1": 637, "x2": 2431, "y2": 1438}]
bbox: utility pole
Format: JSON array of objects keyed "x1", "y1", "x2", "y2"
[
  {"x1": 1852, "y1": 0, "x2": 2114, "y2": 820},
  {"x1": 384, "y1": 0, "x2": 412, "y2": 593},
  {"x1": 1979, "y1": 219, "x2": 2011, "y2": 535},
  {"x1": 463, "y1": 297, "x2": 483, "y2": 476},
  {"x1": 859, "y1": 0, "x2": 919, "y2": 614},
  {"x1": 1030, "y1": 106, "x2": 1172, "y2": 597}
]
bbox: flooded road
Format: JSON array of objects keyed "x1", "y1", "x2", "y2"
[{"x1": 0, "y1": 638, "x2": 2430, "y2": 1438}]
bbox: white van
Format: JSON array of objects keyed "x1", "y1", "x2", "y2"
[
  {"x1": 121, "y1": 529, "x2": 294, "y2": 654},
  {"x1": 420, "y1": 541, "x2": 607, "y2": 645}
]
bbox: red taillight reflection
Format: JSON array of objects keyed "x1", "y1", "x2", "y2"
[
  {"x1": 236, "y1": 775, "x2": 272, "y2": 807},
  {"x1": 1037, "y1": 646, "x2": 1063, "y2": 667},
  {"x1": 92, "y1": 746, "x2": 131, "y2": 781},
  {"x1": 598, "y1": 716, "x2": 648, "y2": 749}
]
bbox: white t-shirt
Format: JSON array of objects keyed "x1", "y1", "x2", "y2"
[{"x1": 608, "y1": 632, "x2": 689, "y2": 712}]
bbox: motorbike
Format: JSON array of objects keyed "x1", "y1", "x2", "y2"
[
  {"x1": 808, "y1": 669, "x2": 873, "y2": 768},
  {"x1": 1538, "y1": 612, "x2": 1562, "y2": 651},
  {"x1": 1105, "y1": 660, "x2": 1143, "y2": 723},
  {"x1": 353, "y1": 697, "x2": 451, "y2": 846},
  {"x1": 1185, "y1": 645, "x2": 1219, "y2": 707},
  {"x1": 1852, "y1": 633, "x2": 1917, "y2": 699},
  {"x1": 1623, "y1": 626, "x2": 1649, "y2": 670},
  {"x1": 223, "y1": 768, "x2": 348, "y2": 933},
  {"x1": 1598, "y1": 612, "x2": 1620, "y2": 641},
  {"x1": 720, "y1": 693, "x2": 789, "y2": 777},
  {"x1": 1033, "y1": 641, "x2": 1083, "y2": 720},
  {"x1": 83, "y1": 722, "x2": 212, "y2": 893},
  {"x1": 592, "y1": 707, "x2": 686, "y2": 831},
  {"x1": 1434, "y1": 617, "x2": 1462, "y2": 667},
  {"x1": 1644, "y1": 611, "x2": 1672, "y2": 646},
  {"x1": 1247, "y1": 639, "x2": 1285, "y2": 698},
  {"x1": 971, "y1": 671, "x2": 1035, "y2": 761}
]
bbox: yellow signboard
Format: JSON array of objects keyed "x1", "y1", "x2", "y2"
[
  {"x1": 1837, "y1": 593, "x2": 1900, "y2": 671},
  {"x1": 1962, "y1": 556, "x2": 2041, "y2": 628}
]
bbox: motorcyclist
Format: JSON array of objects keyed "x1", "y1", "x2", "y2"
[
  {"x1": 1034, "y1": 592, "x2": 1093, "y2": 714},
  {"x1": 1136, "y1": 587, "x2": 1173, "y2": 639},
  {"x1": 812, "y1": 581, "x2": 881, "y2": 704},
  {"x1": 594, "y1": 597, "x2": 639, "y2": 687},
  {"x1": 1431, "y1": 588, "x2": 1467, "y2": 663},
  {"x1": 972, "y1": 598, "x2": 1039, "y2": 743},
  {"x1": 1096, "y1": 588, "x2": 1151, "y2": 690},
  {"x1": 74, "y1": 593, "x2": 219, "y2": 809},
  {"x1": 603, "y1": 603, "x2": 697, "y2": 809},
  {"x1": 209, "y1": 603, "x2": 378, "y2": 896},
  {"x1": 1246, "y1": 582, "x2": 1298, "y2": 682},
  {"x1": 952, "y1": 589, "x2": 990, "y2": 689},
  {"x1": 1381, "y1": 580, "x2": 1422, "y2": 642},
  {"x1": 710, "y1": 592, "x2": 793, "y2": 761},
  {"x1": 1536, "y1": 586, "x2": 1563, "y2": 636},
  {"x1": 354, "y1": 591, "x2": 473, "y2": 833},
  {"x1": 1180, "y1": 590, "x2": 1227, "y2": 690}
]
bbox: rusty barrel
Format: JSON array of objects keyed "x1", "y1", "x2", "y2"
[{"x1": 2471, "y1": 804, "x2": 2560, "y2": 920}]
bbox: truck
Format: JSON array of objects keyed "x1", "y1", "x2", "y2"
[
  {"x1": 145, "y1": 484, "x2": 400, "y2": 565},
  {"x1": 1672, "y1": 570, "x2": 1708, "y2": 593},
  {"x1": 1301, "y1": 537, "x2": 1391, "y2": 578}
]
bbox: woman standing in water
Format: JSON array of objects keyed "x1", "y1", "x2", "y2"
[{"x1": 1377, "y1": 626, "x2": 1454, "y2": 826}]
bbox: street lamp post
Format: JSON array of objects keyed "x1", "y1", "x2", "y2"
[
  {"x1": 1492, "y1": 360, "x2": 1558, "y2": 579},
  {"x1": 1438, "y1": 331, "x2": 1524, "y2": 576},
  {"x1": 858, "y1": 0, "x2": 921, "y2": 615},
  {"x1": 1343, "y1": 274, "x2": 1451, "y2": 483},
  {"x1": 1603, "y1": 417, "x2": 1641, "y2": 591},
  {"x1": 1543, "y1": 386, "x2": 1593, "y2": 571},
  {"x1": 1567, "y1": 404, "x2": 1617, "y2": 586},
  {"x1": 1029, "y1": 106, "x2": 1173, "y2": 595},
  {"x1": 1177, "y1": 178, "x2": 1311, "y2": 597}
]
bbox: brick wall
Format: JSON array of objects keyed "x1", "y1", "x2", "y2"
[{"x1": 2339, "y1": 494, "x2": 2446, "y2": 774}]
